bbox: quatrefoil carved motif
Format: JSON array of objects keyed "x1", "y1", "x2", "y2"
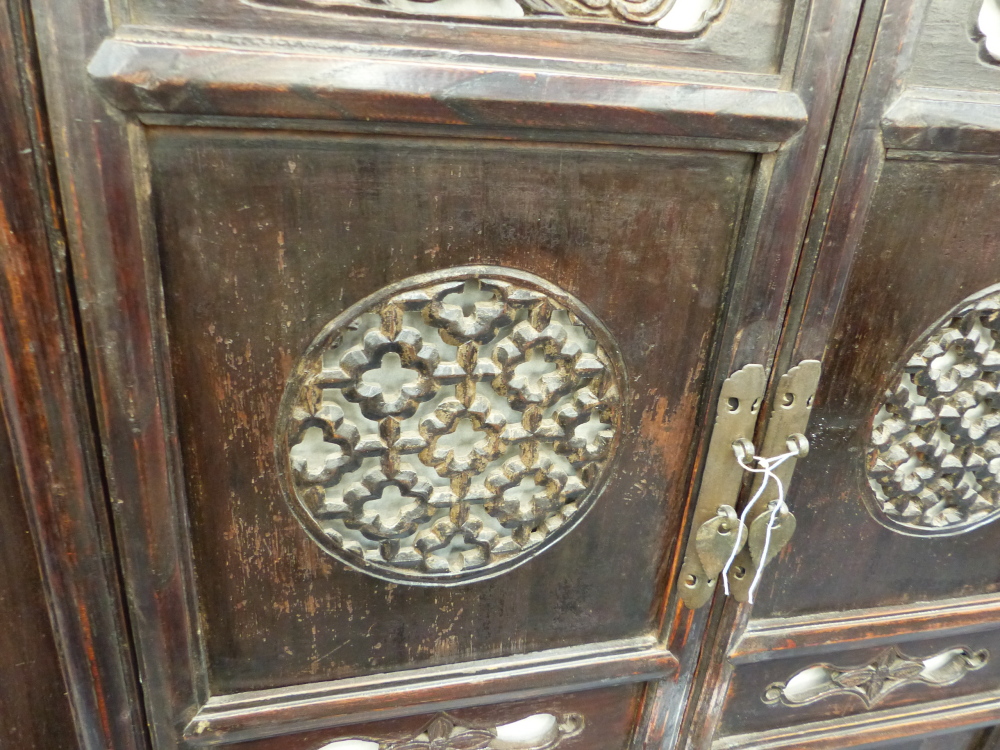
[{"x1": 277, "y1": 266, "x2": 625, "y2": 584}]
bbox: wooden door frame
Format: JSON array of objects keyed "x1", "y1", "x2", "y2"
[
  {"x1": 0, "y1": 0, "x2": 147, "y2": 746},
  {"x1": 24, "y1": 0, "x2": 862, "y2": 746},
  {"x1": 682, "y1": 0, "x2": 1000, "y2": 746}
]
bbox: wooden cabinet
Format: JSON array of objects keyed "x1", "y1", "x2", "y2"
[{"x1": 5, "y1": 0, "x2": 1000, "y2": 747}]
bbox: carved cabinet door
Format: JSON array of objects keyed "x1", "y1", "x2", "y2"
[
  {"x1": 678, "y1": 0, "x2": 1000, "y2": 748},
  {"x1": 18, "y1": 0, "x2": 867, "y2": 747}
]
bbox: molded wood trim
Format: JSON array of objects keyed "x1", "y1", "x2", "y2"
[
  {"x1": 87, "y1": 32, "x2": 808, "y2": 144},
  {"x1": 882, "y1": 88, "x2": 1000, "y2": 154},
  {"x1": 183, "y1": 636, "x2": 675, "y2": 745},
  {"x1": 712, "y1": 688, "x2": 1000, "y2": 750},
  {"x1": 0, "y1": 0, "x2": 149, "y2": 746},
  {"x1": 734, "y1": 594, "x2": 1000, "y2": 664}
]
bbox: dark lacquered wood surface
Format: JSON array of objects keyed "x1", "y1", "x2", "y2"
[
  {"x1": 0, "y1": 0, "x2": 146, "y2": 746},
  {"x1": 150, "y1": 129, "x2": 753, "y2": 691},
  {"x1": 0, "y1": 404, "x2": 78, "y2": 749}
]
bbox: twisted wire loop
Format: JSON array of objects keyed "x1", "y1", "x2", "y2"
[
  {"x1": 277, "y1": 268, "x2": 624, "y2": 584},
  {"x1": 868, "y1": 285, "x2": 1000, "y2": 534}
]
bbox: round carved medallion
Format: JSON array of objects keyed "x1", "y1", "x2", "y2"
[
  {"x1": 276, "y1": 266, "x2": 625, "y2": 584},
  {"x1": 867, "y1": 284, "x2": 1000, "y2": 535}
]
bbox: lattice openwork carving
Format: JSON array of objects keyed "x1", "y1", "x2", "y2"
[
  {"x1": 276, "y1": 266, "x2": 624, "y2": 584},
  {"x1": 247, "y1": 0, "x2": 726, "y2": 31},
  {"x1": 867, "y1": 285, "x2": 1000, "y2": 535}
]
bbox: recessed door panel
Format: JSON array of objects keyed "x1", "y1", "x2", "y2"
[{"x1": 150, "y1": 129, "x2": 753, "y2": 690}]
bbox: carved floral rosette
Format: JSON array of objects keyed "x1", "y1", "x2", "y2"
[
  {"x1": 275, "y1": 265, "x2": 626, "y2": 584},
  {"x1": 866, "y1": 284, "x2": 1000, "y2": 535}
]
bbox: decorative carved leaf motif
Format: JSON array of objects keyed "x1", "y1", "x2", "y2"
[
  {"x1": 763, "y1": 646, "x2": 988, "y2": 710},
  {"x1": 277, "y1": 268, "x2": 624, "y2": 584},
  {"x1": 325, "y1": 712, "x2": 584, "y2": 750},
  {"x1": 867, "y1": 285, "x2": 1000, "y2": 534}
]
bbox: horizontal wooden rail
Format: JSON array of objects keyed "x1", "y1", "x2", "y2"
[
  {"x1": 89, "y1": 31, "x2": 807, "y2": 144},
  {"x1": 184, "y1": 635, "x2": 676, "y2": 745}
]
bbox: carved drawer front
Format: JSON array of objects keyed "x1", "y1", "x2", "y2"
[
  {"x1": 222, "y1": 686, "x2": 641, "y2": 750},
  {"x1": 716, "y1": 631, "x2": 1000, "y2": 738}
]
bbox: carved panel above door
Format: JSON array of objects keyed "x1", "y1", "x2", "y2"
[{"x1": 246, "y1": 0, "x2": 726, "y2": 31}]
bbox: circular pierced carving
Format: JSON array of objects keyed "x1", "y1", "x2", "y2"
[
  {"x1": 867, "y1": 284, "x2": 1000, "y2": 535},
  {"x1": 276, "y1": 266, "x2": 626, "y2": 584}
]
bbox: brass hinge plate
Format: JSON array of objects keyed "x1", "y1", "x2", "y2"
[{"x1": 678, "y1": 364, "x2": 766, "y2": 609}]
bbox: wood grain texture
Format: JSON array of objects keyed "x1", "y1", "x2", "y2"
[
  {"x1": 713, "y1": 689, "x2": 1000, "y2": 750},
  {"x1": 905, "y1": 0, "x2": 1000, "y2": 94},
  {"x1": 25, "y1": 0, "x2": 209, "y2": 737},
  {"x1": 0, "y1": 406, "x2": 78, "y2": 749},
  {"x1": 661, "y1": 0, "x2": 868, "y2": 744},
  {"x1": 0, "y1": 0, "x2": 148, "y2": 747},
  {"x1": 755, "y1": 156, "x2": 1000, "y2": 618},
  {"x1": 735, "y1": 594, "x2": 1000, "y2": 663},
  {"x1": 149, "y1": 129, "x2": 753, "y2": 691},
  {"x1": 119, "y1": 0, "x2": 795, "y2": 79},
  {"x1": 184, "y1": 639, "x2": 670, "y2": 744},
  {"x1": 883, "y1": 89, "x2": 1000, "y2": 154},
  {"x1": 871, "y1": 727, "x2": 992, "y2": 750},
  {"x1": 88, "y1": 35, "x2": 808, "y2": 144}
]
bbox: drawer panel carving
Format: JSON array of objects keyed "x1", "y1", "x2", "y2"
[
  {"x1": 317, "y1": 711, "x2": 582, "y2": 749},
  {"x1": 222, "y1": 685, "x2": 639, "y2": 749},
  {"x1": 763, "y1": 646, "x2": 988, "y2": 710},
  {"x1": 717, "y1": 629, "x2": 1000, "y2": 737}
]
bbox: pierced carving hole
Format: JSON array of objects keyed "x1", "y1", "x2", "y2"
[
  {"x1": 444, "y1": 278, "x2": 497, "y2": 315},
  {"x1": 495, "y1": 713, "x2": 559, "y2": 748},
  {"x1": 782, "y1": 392, "x2": 795, "y2": 407},
  {"x1": 727, "y1": 397, "x2": 740, "y2": 412},
  {"x1": 576, "y1": 411, "x2": 611, "y2": 444},
  {"x1": 781, "y1": 665, "x2": 833, "y2": 704},
  {"x1": 806, "y1": 396, "x2": 813, "y2": 407},
  {"x1": 362, "y1": 485, "x2": 409, "y2": 529},
  {"x1": 979, "y1": 0, "x2": 1000, "y2": 61},
  {"x1": 732, "y1": 565, "x2": 746, "y2": 579},
  {"x1": 504, "y1": 476, "x2": 543, "y2": 512},
  {"x1": 290, "y1": 427, "x2": 344, "y2": 473},
  {"x1": 684, "y1": 573, "x2": 698, "y2": 587},
  {"x1": 362, "y1": 352, "x2": 420, "y2": 401},
  {"x1": 436, "y1": 419, "x2": 483, "y2": 458},
  {"x1": 751, "y1": 397, "x2": 762, "y2": 413},
  {"x1": 514, "y1": 349, "x2": 558, "y2": 389},
  {"x1": 657, "y1": 0, "x2": 725, "y2": 31}
]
